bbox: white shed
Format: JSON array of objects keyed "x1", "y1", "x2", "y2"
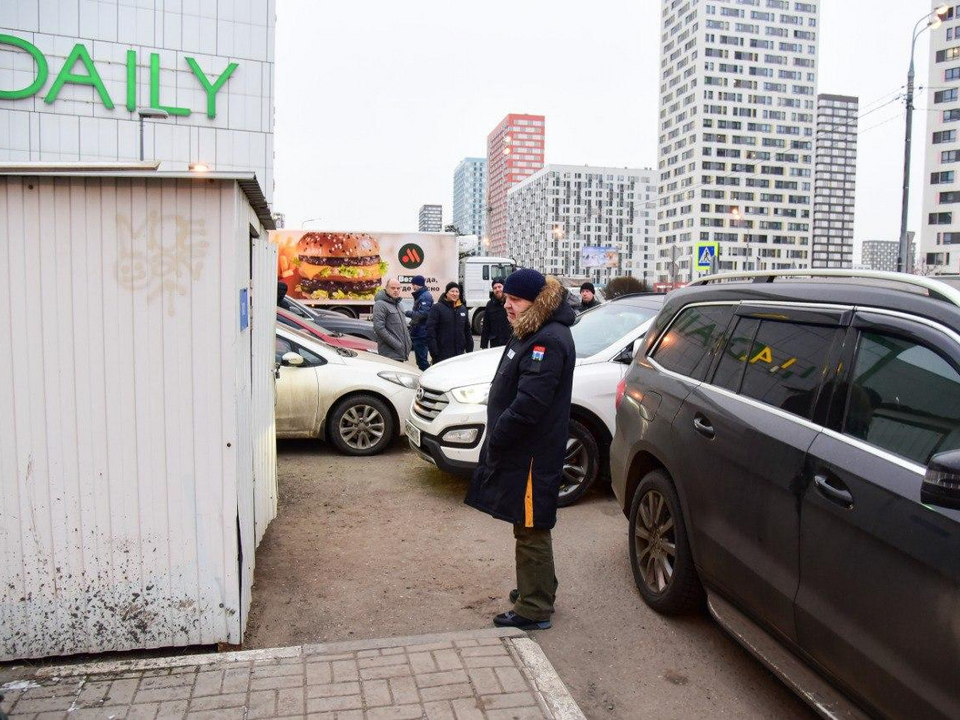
[{"x1": 0, "y1": 164, "x2": 278, "y2": 660}]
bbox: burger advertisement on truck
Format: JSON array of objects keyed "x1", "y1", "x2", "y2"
[{"x1": 271, "y1": 230, "x2": 459, "y2": 307}]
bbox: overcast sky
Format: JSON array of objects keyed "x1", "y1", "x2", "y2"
[{"x1": 273, "y1": 1, "x2": 939, "y2": 258}]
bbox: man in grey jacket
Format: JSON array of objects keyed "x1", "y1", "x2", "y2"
[{"x1": 372, "y1": 278, "x2": 413, "y2": 362}]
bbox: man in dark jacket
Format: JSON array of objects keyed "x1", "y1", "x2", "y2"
[
  {"x1": 577, "y1": 282, "x2": 601, "y2": 313},
  {"x1": 426, "y1": 282, "x2": 473, "y2": 363},
  {"x1": 405, "y1": 275, "x2": 433, "y2": 370},
  {"x1": 372, "y1": 278, "x2": 413, "y2": 362},
  {"x1": 464, "y1": 269, "x2": 576, "y2": 630},
  {"x1": 480, "y1": 278, "x2": 511, "y2": 349}
]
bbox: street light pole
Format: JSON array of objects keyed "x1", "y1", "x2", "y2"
[
  {"x1": 301, "y1": 218, "x2": 322, "y2": 228},
  {"x1": 899, "y1": 6, "x2": 950, "y2": 273}
]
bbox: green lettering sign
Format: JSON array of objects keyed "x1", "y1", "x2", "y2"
[
  {"x1": 44, "y1": 43, "x2": 113, "y2": 108},
  {"x1": 149, "y1": 53, "x2": 190, "y2": 116},
  {"x1": 0, "y1": 34, "x2": 49, "y2": 100},
  {"x1": 186, "y1": 57, "x2": 238, "y2": 119},
  {"x1": 126, "y1": 49, "x2": 137, "y2": 111}
]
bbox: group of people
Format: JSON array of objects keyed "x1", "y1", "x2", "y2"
[{"x1": 371, "y1": 276, "x2": 602, "y2": 371}]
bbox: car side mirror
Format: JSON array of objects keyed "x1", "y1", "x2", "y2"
[
  {"x1": 282, "y1": 351, "x2": 305, "y2": 367},
  {"x1": 615, "y1": 341, "x2": 636, "y2": 364},
  {"x1": 922, "y1": 449, "x2": 960, "y2": 510}
]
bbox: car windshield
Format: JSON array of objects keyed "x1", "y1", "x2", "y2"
[{"x1": 571, "y1": 302, "x2": 661, "y2": 358}]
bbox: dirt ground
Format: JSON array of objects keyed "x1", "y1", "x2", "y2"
[{"x1": 244, "y1": 439, "x2": 813, "y2": 719}]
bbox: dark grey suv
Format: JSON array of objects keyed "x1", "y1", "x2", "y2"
[{"x1": 610, "y1": 271, "x2": 960, "y2": 719}]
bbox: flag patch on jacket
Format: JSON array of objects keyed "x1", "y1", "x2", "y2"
[{"x1": 532, "y1": 345, "x2": 546, "y2": 361}]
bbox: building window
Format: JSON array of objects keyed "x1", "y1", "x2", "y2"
[
  {"x1": 947, "y1": 66, "x2": 960, "y2": 80},
  {"x1": 941, "y1": 191, "x2": 960, "y2": 204},
  {"x1": 936, "y1": 88, "x2": 959, "y2": 103},
  {"x1": 941, "y1": 232, "x2": 960, "y2": 244},
  {"x1": 934, "y1": 129, "x2": 958, "y2": 144},
  {"x1": 944, "y1": 109, "x2": 960, "y2": 122},
  {"x1": 929, "y1": 212, "x2": 953, "y2": 225},
  {"x1": 937, "y1": 46, "x2": 960, "y2": 62},
  {"x1": 932, "y1": 170, "x2": 956, "y2": 184},
  {"x1": 942, "y1": 149, "x2": 960, "y2": 162}
]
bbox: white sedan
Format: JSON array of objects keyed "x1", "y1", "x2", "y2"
[
  {"x1": 275, "y1": 324, "x2": 420, "y2": 455},
  {"x1": 406, "y1": 294, "x2": 665, "y2": 504}
]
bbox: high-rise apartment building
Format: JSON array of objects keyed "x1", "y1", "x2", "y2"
[
  {"x1": 418, "y1": 204, "x2": 442, "y2": 232},
  {"x1": 862, "y1": 236, "x2": 915, "y2": 273},
  {"x1": 486, "y1": 114, "x2": 545, "y2": 257},
  {"x1": 921, "y1": 2, "x2": 960, "y2": 274},
  {"x1": 507, "y1": 165, "x2": 657, "y2": 284},
  {"x1": 656, "y1": 0, "x2": 820, "y2": 283},
  {"x1": 452, "y1": 158, "x2": 487, "y2": 237},
  {"x1": 812, "y1": 93, "x2": 857, "y2": 268}
]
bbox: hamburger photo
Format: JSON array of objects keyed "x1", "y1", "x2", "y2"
[{"x1": 293, "y1": 232, "x2": 388, "y2": 300}]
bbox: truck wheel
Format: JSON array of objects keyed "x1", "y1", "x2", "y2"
[
  {"x1": 329, "y1": 306, "x2": 358, "y2": 319},
  {"x1": 557, "y1": 419, "x2": 599, "y2": 507},
  {"x1": 628, "y1": 470, "x2": 703, "y2": 614},
  {"x1": 328, "y1": 394, "x2": 394, "y2": 456},
  {"x1": 471, "y1": 308, "x2": 485, "y2": 336}
]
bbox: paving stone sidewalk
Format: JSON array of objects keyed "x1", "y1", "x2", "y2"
[{"x1": 0, "y1": 628, "x2": 585, "y2": 720}]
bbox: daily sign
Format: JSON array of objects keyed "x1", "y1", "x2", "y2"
[{"x1": 0, "y1": 34, "x2": 237, "y2": 119}]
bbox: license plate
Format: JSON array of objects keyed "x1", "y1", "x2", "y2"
[{"x1": 406, "y1": 421, "x2": 421, "y2": 447}]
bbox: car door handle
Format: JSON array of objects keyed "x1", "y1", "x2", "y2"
[
  {"x1": 693, "y1": 415, "x2": 715, "y2": 439},
  {"x1": 814, "y1": 474, "x2": 853, "y2": 508}
]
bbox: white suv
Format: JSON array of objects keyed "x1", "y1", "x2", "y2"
[{"x1": 405, "y1": 294, "x2": 665, "y2": 505}]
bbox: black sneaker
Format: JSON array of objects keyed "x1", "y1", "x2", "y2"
[
  {"x1": 493, "y1": 611, "x2": 551, "y2": 630},
  {"x1": 509, "y1": 588, "x2": 519, "y2": 604}
]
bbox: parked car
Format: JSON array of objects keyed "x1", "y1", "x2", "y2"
[
  {"x1": 406, "y1": 294, "x2": 664, "y2": 505},
  {"x1": 279, "y1": 295, "x2": 378, "y2": 342},
  {"x1": 277, "y1": 307, "x2": 377, "y2": 353},
  {"x1": 610, "y1": 270, "x2": 960, "y2": 719},
  {"x1": 275, "y1": 324, "x2": 420, "y2": 455}
]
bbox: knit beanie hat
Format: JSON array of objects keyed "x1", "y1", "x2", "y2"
[
  {"x1": 503, "y1": 269, "x2": 546, "y2": 302},
  {"x1": 444, "y1": 281, "x2": 461, "y2": 294},
  {"x1": 491, "y1": 277, "x2": 505, "y2": 287},
  {"x1": 581, "y1": 282, "x2": 596, "y2": 293},
  {"x1": 411, "y1": 275, "x2": 426, "y2": 286}
]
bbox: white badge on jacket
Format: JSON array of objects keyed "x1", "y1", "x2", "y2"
[{"x1": 507, "y1": 349, "x2": 516, "y2": 359}]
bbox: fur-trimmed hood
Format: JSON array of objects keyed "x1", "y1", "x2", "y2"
[{"x1": 512, "y1": 276, "x2": 576, "y2": 339}]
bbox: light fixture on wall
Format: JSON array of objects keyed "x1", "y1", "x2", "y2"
[
  {"x1": 136, "y1": 107, "x2": 169, "y2": 161},
  {"x1": 189, "y1": 162, "x2": 211, "y2": 173}
]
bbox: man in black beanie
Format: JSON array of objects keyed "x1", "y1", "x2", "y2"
[
  {"x1": 465, "y1": 268, "x2": 576, "y2": 630},
  {"x1": 480, "y1": 277, "x2": 510, "y2": 349},
  {"x1": 577, "y1": 282, "x2": 601, "y2": 314}
]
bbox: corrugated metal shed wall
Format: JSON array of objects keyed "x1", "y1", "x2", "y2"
[{"x1": 0, "y1": 175, "x2": 275, "y2": 659}]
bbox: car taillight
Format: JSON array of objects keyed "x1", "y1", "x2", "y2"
[{"x1": 615, "y1": 378, "x2": 627, "y2": 411}]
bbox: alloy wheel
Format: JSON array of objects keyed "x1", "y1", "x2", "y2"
[
  {"x1": 339, "y1": 404, "x2": 386, "y2": 451},
  {"x1": 560, "y1": 436, "x2": 588, "y2": 498},
  {"x1": 634, "y1": 490, "x2": 676, "y2": 593}
]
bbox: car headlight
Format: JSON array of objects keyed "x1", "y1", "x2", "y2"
[
  {"x1": 450, "y1": 383, "x2": 490, "y2": 405},
  {"x1": 378, "y1": 371, "x2": 420, "y2": 389}
]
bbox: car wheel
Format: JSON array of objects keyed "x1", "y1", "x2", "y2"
[
  {"x1": 471, "y1": 308, "x2": 485, "y2": 336},
  {"x1": 330, "y1": 306, "x2": 358, "y2": 319},
  {"x1": 328, "y1": 394, "x2": 395, "y2": 456},
  {"x1": 557, "y1": 419, "x2": 599, "y2": 507},
  {"x1": 628, "y1": 469, "x2": 702, "y2": 614}
]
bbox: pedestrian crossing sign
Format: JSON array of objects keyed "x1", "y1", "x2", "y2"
[{"x1": 696, "y1": 242, "x2": 719, "y2": 270}]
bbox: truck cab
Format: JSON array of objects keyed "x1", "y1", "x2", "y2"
[{"x1": 459, "y1": 256, "x2": 516, "y2": 334}]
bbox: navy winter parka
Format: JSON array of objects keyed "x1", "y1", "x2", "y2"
[
  {"x1": 426, "y1": 296, "x2": 474, "y2": 362},
  {"x1": 465, "y1": 278, "x2": 577, "y2": 530},
  {"x1": 406, "y1": 286, "x2": 434, "y2": 339}
]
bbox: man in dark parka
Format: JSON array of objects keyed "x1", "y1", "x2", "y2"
[
  {"x1": 480, "y1": 278, "x2": 511, "y2": 349},
  {"x1": 464, "y1": 268, "x2": 576, "y2": 630}
]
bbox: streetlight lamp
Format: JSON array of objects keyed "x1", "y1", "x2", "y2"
[
  {"x1": 136, "y1": 108, "x2": 168, "y2": 161},
  {"x1": 898, "y1": 4, "x2": 950, "y2": 273},
  {"x1": 301, "y1": 217, "x2": 322, "y2": 228},
  {"x1": 552, "y1": 223, "x2": 567, "y2": 275}
]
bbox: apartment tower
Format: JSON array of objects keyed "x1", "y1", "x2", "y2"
[
  {"x1": 486, "y1": 114, "x2": 545, "y2": 257},
  {"x1": 656, "y1": 0, "x2": 820, "y2": 283}
]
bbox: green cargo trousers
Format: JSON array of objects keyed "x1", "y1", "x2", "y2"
[{"x1": 513, "y1": 524, "x2": 558, "y2": 622}]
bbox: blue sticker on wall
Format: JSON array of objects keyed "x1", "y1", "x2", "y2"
[{"x1": 240, "y1": 288, "x2": 249, "y2": 331}]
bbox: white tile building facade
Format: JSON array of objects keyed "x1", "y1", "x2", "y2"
[
  {"x1": 921, "y1": 1, "x2": 960, "y2": 274},
  {"x1": 0, "y1": 0, "x2": 275, "y2": 202},
  {"x1": 656, "y1": 0, "x2": 819, "y2": 283},
  {"x1": 452, "y1": 157, "x2": 486, "y2": 238},
  {"x1": 812, "y1": 93, "x2": 857, "y2": 268},
  {"x1": 507, "y1": 164, "x2": 656, "y2": 284}
]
